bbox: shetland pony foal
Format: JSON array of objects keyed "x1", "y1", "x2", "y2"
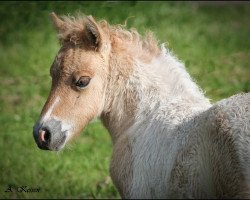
[{"x1": 33, "y1": 13, "x2": 250, "y2": 198}]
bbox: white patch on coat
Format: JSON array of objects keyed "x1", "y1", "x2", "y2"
[
  {"x1": 40, "y1": 96, "x2": 60, "y2": 123},
  {"x1": 40, "y1": 95, "x2": 76, "y2": 144},
  {"x1": 61, "y1": 121, "x2": 73, "y2": 143}
]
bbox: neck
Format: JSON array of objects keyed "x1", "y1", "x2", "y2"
[{"x1": 101, "y1": 46, "x2": 211, "y2": 143}]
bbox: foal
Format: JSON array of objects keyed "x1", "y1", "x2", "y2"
[{"x1": 33, "y1": 13, "x2": 250, "y2": 198}]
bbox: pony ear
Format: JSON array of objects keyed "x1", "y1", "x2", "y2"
[
  {"x1": 85, "y1": 15, "x2": 102, "y2": 50},
  {"x1": 50, "y1": 12, "x2": 65, "y2": 32}
]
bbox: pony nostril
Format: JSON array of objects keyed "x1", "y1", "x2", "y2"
[
  {"x1": 39, "y1": 129, "x2": 51, "y2": 144},
  {"x1": 44, "y1": 130, "x2": 51, "y2": 142}
]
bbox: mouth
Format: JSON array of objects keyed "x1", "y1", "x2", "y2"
[{"x1": 35, "y1": 132, "x2": 67, "y2": 151}]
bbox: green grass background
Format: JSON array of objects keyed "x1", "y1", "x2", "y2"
[{"x1": 0, "y1": 1, "x2": 249, "y2": 199}]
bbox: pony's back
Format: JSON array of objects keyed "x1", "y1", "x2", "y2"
[
  {"x1": 167, "y1": 93, "x2": 250, "y2": 198},
  {"x1": 212, "y1": 93, "x2": 250, "y2": 198}
]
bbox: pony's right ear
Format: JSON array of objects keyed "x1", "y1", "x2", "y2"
[
  {"x1": 85, "y1": 15, "x2": 102, "y2": 51},
  {"x1": 50, "y1": 12, "x2": 65, "y2": 32}
]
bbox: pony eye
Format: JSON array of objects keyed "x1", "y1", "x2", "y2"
[{"x1": 75, "y1": 76, "x2": 91, "y2": 89}]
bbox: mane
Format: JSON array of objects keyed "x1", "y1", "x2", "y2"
[{"x1": 57, "y1": 14, "x2": 161, "y2": 62}]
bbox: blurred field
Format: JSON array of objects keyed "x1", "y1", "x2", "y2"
[{"x1": 0, "y1": 1, "x2": 249, "y2": 199}]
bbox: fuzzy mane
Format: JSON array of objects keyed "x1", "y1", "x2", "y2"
[{"x1": 56, "y1": 14, "x2": 161, "y2": 62}]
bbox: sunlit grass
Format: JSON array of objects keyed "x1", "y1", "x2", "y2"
[{"x1": 0, "y1": 1, "x2": 249, "y2": 199}]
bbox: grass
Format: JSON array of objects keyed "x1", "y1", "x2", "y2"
[{"x1": 0, "y1": 1, "x2": 249, "y2": 199}]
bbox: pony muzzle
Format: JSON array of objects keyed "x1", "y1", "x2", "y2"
[{"x1": 33, "y1": 118, "x2": 67, "y2": 151}]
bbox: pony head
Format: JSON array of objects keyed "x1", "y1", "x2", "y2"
[{"x1": 33, "y1": 13, "x2": 111, "y2": 150}]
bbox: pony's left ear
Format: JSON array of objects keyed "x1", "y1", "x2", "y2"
[{"x1": 85, "y1": 15, "x2": 103, "y2": 51}]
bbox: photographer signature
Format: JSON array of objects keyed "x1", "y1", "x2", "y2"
[{"x1": 5, "y1": 185, "x2": 40, "y2": 193}]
